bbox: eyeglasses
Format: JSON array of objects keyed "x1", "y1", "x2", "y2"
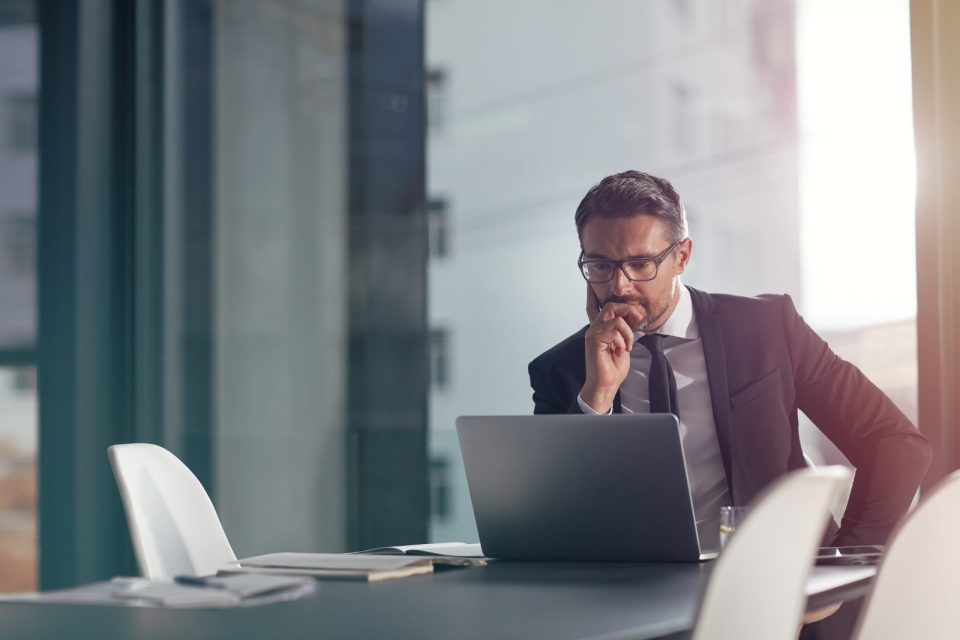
[{"x1": 577, "y1": 239, "x2": 684, "y2": 283}]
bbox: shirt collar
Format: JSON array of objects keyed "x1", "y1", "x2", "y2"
[{"x1": 636, "y1": 283, "x2": 699, "y2": 341}]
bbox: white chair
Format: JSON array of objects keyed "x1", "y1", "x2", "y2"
[
  {"x1": 691, "y1": 466, "x2": 853, "y2": 640},
  {"x1": 851, "y1": 470, "x2": 960, "y2": 640},
  {"x1": 108, "y1": 443, "x2": 237, "y2": 579}
]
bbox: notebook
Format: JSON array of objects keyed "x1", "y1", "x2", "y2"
[
  {"x1": 357, "y1": 542, "x2": 484, "y2": 558},
  {"x1": 223, "y1": 552, "x2": 484, "y2": 582},
  {"x1": 456, "y1": 414, "x2": 717, "y2": 562}
]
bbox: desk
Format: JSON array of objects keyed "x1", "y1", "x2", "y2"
[{"x1": 0, "y1": 561, "x2": 874, "y2": 640}]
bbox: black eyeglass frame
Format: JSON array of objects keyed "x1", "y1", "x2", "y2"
[{"x1": 577, "y1": 238, "x2": 685, "y2": 283}]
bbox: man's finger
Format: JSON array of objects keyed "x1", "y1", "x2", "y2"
[
  {"x1": 599, "y1": 302, "x2": 630, "y2": 322},
  {"x1": 609, "y1": 332, "x2": 626, "y2": 355},
  {"x1": 614, "y1": 317, "x2": 635, "y2": 352},
  {"x1": 588, "y1": 318, "x2": 634, "y2": 354},
  {"x1": 598, "y1": 301, "x2": 645, "y2": 326},
  {"x1": 624, "y1": 305, "x2": 645, "y2": 328}
]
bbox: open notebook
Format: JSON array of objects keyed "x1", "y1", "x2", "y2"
[{"x1": 356, "y1": 542, "x2": 485, "y2": 558}]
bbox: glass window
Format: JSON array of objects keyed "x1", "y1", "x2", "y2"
[
  {"x1": 165, "y1": 0, "x2": 426, "y2": 555},
  {"x1": 0, "y1": 5, "x2": 37, "y2": 591},
  {"x1": 795, "y1": 0, "x2": 917, "y2": 463},
  {"x1": 4, "y1": 214, "x2": 34, "y2": 275},
  {"x1": 427, "y1": 198, "x2": 450, "y2": 259},
  {"x1": 426, "y1": 0, "x2": 916, "y2": 541},
  {"x1": 4, "y1": 93, "x2": 36, "y2": 153},
  {"x1": 429, "y1": 328, "x2": 450, "y2": 389},
  {"x1": 426, "y1": 68, "x2": 448, "y2": 132},
  {"x1": 0, "y1": 366, "x2": 36, "y2": 592},
  {"x1": 202, "y1": 0, "x2": 350, "y2": 555}
]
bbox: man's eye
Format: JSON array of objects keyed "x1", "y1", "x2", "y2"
[{"x1": 589, "y1": 262, "x2": 614, "y2": 273}]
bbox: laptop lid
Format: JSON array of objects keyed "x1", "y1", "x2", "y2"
[{"x1": 456, "y1": 414, "x2": 715, "y2": 562}]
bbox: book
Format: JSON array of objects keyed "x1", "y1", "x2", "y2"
[
  {"x1": 222, "y1": 552, "x2": 484, "y2": 583},
  {"x1": 358, "y1": 542, "x2": 485, "y2": 558}
]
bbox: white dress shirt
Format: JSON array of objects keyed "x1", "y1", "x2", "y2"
[{"x1": 578, "y1": 285, "x2": 732, "y2": 544}]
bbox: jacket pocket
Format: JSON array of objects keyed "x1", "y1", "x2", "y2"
[{"x1": 729, "y1": 368, "x2": 782, "y2": 408}]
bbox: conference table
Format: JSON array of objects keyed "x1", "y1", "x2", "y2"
[{"x1": 0, "y1": 560, "x2": 874, "y2": 639}]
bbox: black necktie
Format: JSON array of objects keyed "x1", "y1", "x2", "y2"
[{"x1": 637, "y1": 333, "x2": 679, "y2": 419}]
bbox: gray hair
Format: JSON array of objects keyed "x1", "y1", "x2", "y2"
[{"x1": 574, "y1": 170, "x2": 688, "y2": 243}]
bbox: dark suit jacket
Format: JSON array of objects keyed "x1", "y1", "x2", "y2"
[{"x1": 528, "y1": 286, "x2": 932, "y2": 546}]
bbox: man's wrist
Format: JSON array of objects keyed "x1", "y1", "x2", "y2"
[{"x1": 579, "y1": 385, "x2": 616, "y2": 414}]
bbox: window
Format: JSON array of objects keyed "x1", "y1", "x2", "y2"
[
  {"x1": 795, "y1": 0, "x2": 916, "y2": 466},
  {"x1": 429, "y1": 455, "x2": 450, "y2": 520},
  {"x1": 426, "y1": 68, "x2": 448, "y2": 132},
  {"x1": 429, "y1": 328, "x2": 450, "y2": 389},
  {"x1": 12, "y1": 366, "x2": 34, "y2": 392},
  {"x1": 0, "y1": 8, "x2": 37, "y2": 592},
  {"x1": 671, "y1": 81, "x2": 697, "y2": 153},
  {"x1": 4, "y1": 215, "x2": 34, "y2": 275},
  {"x1": 35, "y1": 0, "x2": 427, "y2": 588},
  {"x1": 4, "y1": 94, "x2": 36, "y2": 153},
  {"x1": 188, "y1": 0, "x2": 427, "y2": 556},
  {"x1": 0, "y1": 366, "x2": 35, "y2": 593},
  {"x1": 427, "y1": 198, "x2": 450, "y2": 259},
  {"x1": 425, "y1": 0, "x2": 917, "y2": 543}
]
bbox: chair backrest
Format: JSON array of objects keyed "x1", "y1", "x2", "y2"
[
  {"x1": 852, "y1": 470, "x2": 960, "y2": 640},
  {"x1": 108, "y1": 443, "x2": 237, "y2": 579},
  {"x1": 691, "y1": 466, "x2": 853, "y2": 640}
]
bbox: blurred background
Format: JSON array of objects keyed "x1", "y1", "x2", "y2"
[
  {"x1": 0, "y1": 0, "x2": 925, "y2": 591},
  {"x1": 426, "y1": 0, "x2": 917, "y2": 542}
]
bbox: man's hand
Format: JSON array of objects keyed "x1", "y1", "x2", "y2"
[{"x1": 581, "y1": 285, "x2": 644, "y2": 413}]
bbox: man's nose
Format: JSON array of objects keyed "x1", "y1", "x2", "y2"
[{"x1": 610, "y1": 266, "x2": 632, "y2": 295}]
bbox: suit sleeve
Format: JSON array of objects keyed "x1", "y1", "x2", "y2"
[
  {"x1": 780, "y1": 295, "x2": 932, "y2": 545},
  {"x1": 528, "y1": 359, "x2": 584, "y2": 415}
]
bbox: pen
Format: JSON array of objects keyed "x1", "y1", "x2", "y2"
[{"x1": 174, "y1": 575, "x2": 226, "y2": 588}]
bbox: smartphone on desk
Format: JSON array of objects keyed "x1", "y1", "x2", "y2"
[{"x1": 815, "y1": 545, "x2": 885, "y2": 566}]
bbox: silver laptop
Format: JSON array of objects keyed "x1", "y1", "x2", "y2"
[{"x1": 456, "y1": 414, "x2": 718, "y2": 562}]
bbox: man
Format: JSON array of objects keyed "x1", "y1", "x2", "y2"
[{"x1": 528, "y1": 170, "x2": 931, "y2": 550}]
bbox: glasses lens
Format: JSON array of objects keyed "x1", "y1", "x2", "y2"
[
  {"x1": 623, "y1": 260, "x2": 657, "y2": 281},
  {"x1": 581, "y1": 261, "x2": 614, "y2": 282}
]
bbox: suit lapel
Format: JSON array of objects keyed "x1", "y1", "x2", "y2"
[{"x1": 688, "y1": 287, "x2": 737, "y2": 502}]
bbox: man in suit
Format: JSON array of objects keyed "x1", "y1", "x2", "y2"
[
  {"x1": 529, "y1": 168, "x2": 929, "y2": 544},
  {"x1": 527, "y1": 170, "x2": 931, "y2": 637}
]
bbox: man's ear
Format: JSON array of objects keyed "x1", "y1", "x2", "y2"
[{"x1": 676, "y1": 237, "x2": 693, "y2": 274}]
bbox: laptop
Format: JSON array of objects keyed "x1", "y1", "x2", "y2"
[{"x1": 456, "y1": 414, "x2": 718, "y2": 562}]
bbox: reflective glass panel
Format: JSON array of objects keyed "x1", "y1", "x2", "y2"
[
  {"x1": 426, "y1": 0, "x2": 916, "y2": 541},
  {"x1": 0, "y1": 7, "x2": 37, "y2": 591}
]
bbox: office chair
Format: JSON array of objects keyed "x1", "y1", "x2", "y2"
[
  {"x1": 691, "y1": 466, "x2": 853, "y2": 640},
  {"x1": 108, "y1": 443, "x2": 237, "y2": 579},
  {"x1": 851, "y1": 470, "x2": 960, "y2": 640}
]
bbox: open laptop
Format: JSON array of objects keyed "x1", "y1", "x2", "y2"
[{"x1": 456, "y1": 414, "x2": 718, "y2": 562}]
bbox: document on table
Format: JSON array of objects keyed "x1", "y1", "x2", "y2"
[
  {"x1": 0, "y1": 574, "x2": 316, "y2": 608},
  {"x1": 225, "y1": 552, "x2": 486, "y2": 582},
  {"x1": 357, "y1": 542, "x2": 485, "y2": 558}
]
